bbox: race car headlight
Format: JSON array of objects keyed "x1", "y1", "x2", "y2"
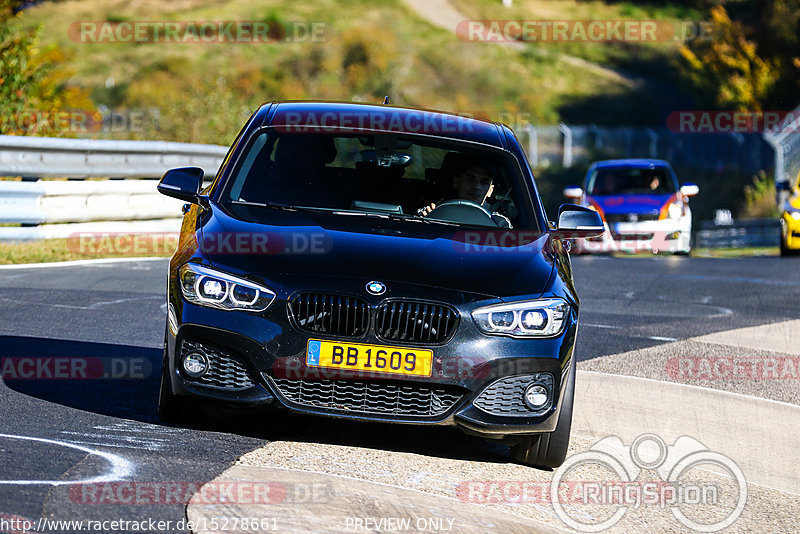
[
  {"x1": 667, "y1": 201, "x2": 683, "y2": 219},
  {"x1": 472, "y1": 298, "x2": 570, "y2": 337},
  {"x1": 179, "y1": 263, "x2": 275, "y2": 312}
]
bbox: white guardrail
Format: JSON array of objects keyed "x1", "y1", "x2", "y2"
[{"x1": 0, "y1": 135, "x2": 228, "y2": 241}]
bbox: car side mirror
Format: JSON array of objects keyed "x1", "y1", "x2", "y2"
[
  {"x1": 563, "y1": 186, "x2": 583, "y2": 200},
  {"x1": 157, "y1": 167, "x2": 205, "y2": 204},
  {"x1": 680, "y1": 183, "x2": 700, "y2": 197},
  {"x1": 551, "y1": 204, "x2": 605, "y2": 240}
]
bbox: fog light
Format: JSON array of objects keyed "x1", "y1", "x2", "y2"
[
  {"x1": 523, "y1": 384, "x2": 549, "y2": 409},
  {"x1": 183, "y1": 352, "x2": 209, "y2": 378}
]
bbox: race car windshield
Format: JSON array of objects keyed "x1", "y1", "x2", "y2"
[
  {"x1": 220, "y1": 129, "x2": 539, "y2": 230},
  {"x1": 587, "y1": 167, "x2": 676, "y2": 195}
]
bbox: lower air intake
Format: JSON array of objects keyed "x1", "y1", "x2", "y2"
[{"x1": 271, "y1": 377, "x2": 463, "y2": 417}]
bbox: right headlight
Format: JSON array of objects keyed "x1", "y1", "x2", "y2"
[
  {"x1": 472, "y1": 298, "x2": 570, "y2": 338},
  {"x1": 667, "y1": 201, "x2": 683, "y2": 219},
  {"x1": 179, "y1": 263, "x2": 275, "y2": 312}
]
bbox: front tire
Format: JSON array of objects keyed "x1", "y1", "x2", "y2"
[
  {"x1": 158, "y1": 348, "x2": 185, "y2": 422},
  {"x1": 157, "y1": 339, "x2": 199, "y2": 423},
  {"x1": 780, "y1": 235, "x2": 798, "y2": 257},
  {"x1": 510, "y1": 358, "x2": 575, "y2": 469}
]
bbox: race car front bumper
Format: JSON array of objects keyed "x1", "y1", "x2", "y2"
[{"x1": 579, "y1": 218, "x2": 692, "y2": 254}]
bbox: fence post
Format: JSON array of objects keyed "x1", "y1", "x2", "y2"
[
  {"x1": 646, "y1": 129, "x2": 658, "y2": 158},
  {"x1": 523, "y1": 123, "x2": 538, "y2": 168},
  {"x1": 764, "y1": 131, "x2": 788, "y2": 206},
  {"x1": 558, "y1": 122, "x2": 573, "y2": 168},
  {"x1": 589, "y1": 124, "x2": 601, "y2": 151}
]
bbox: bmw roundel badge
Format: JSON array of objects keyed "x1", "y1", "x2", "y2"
[{"x1": 366, "y1": 281, "x2": 386, "y2": 295}]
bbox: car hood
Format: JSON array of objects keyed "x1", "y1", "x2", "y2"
[
  {"x1": 590, "y1": 193, "x2": 673, "y2": 215},
  {"x1": 198, "y1": 205, "x2": 555, "y2": 300}
]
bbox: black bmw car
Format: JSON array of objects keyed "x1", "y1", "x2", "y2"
[{"x1": 157, "y1": 101, "x2": 603, "y2": 468}]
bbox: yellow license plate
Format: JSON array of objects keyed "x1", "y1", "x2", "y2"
[{"x1": 305, "y1": 339, "x2": 432, "y2": 377}]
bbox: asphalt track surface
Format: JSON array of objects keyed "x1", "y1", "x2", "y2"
[{"x1": 0, "y1": 255, "x2": 798, "y2": 532}]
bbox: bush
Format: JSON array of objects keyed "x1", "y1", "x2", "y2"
[
  {"x1": 740, "y1": 171, "x2": 779, "y2": 219},
  {"x1": 0, "y1": 0, "x2": 93, "y2": 136}
]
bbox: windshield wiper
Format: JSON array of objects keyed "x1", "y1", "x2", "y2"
[
  {"x1": 389, "y1": 213, "x2": 461, "y2": 226},
  {"x1": 229, "y1": 200, "x2": 461, "y2": 226},
  {"x1": 339, "y1": 211, "x2": 460, "y2": 227},
  {"x1": 229, "y1": 200, "x2": 330, "y2": 213}
]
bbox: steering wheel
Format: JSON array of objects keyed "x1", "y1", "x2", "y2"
[{"x1": 426, "y1": 199, "x2": 497, "y2": 226}]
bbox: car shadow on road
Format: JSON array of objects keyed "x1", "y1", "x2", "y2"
[
  {"x1": 243, "y1": 411, "x2": 514, "y2": 465},
  {"x1": 0, "y1": 335, "x2": 162, "y2": 423},
  {"x1": 0, "y1": 335, "x2": 518, "y2": 466}
]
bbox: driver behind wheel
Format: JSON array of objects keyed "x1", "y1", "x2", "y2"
[{"x1": 418, "y1": 154, "x2": 511, "y2": 228}]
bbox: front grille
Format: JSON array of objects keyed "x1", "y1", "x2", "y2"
[
  {"x1": 271, "y1": 377, "x2": 464, "y2": 417},
  {"x1": 605, "y1": 213, "x2": 659, "y2": 224},
  {"x1": 375, "y1": 300, "x2": 459, "y2": 344},
  {"x1": 180, "y1": 340, "x2": 255, "y2": 390},
  {"x1": 289, "y1": 293, "x2": 370, "y2": 337},
  {"x1": 473, "y1": 373, "x2": 554, "y2": 416}
]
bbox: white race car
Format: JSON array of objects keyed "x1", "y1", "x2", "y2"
[{"x1": 564, "y1": 159, "x2": 699, "y2": 255}]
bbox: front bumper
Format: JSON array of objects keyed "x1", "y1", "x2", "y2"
[
  {"x1": 165, "y1": 292, "x2": 577, "y2": 439},
  {"x1": 782, "y1": 212, "x2": 800, "y2": 250},
  {"x1": 579, "y1": 218, "x2": 691, "y2": 253}
]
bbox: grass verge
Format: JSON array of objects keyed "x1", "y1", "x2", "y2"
[
  {"x1": 0, "y1": 239, "x2": 171, "y2": 265},
  {"x1": 691, "y1": 247, "x2": 779, "y2": 258}
]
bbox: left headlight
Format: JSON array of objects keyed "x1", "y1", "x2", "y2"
[
  {"x1": 179, "y1": 263, "x2": 275, "y2": 312},
  {"x1": 472, "y1": 298, "x2": 570, "y2": 338}
]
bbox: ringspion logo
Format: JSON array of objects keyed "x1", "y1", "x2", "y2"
[{"x1": 550, "y1": 434, "x2": 747, "y2": 532}]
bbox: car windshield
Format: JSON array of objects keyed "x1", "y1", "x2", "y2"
[
  {"x1": 587, "y1": 166, "x2": 676, "y2": 195},
  {"x1": 220, "y1": 129, "x2": 538, "y2": 230}
]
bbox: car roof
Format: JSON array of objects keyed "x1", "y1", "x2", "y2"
[
  {"x1": 590, "y1": 158, "x2": 672, "y2": 169},
  {"x1": 259, "y1": 101, "x2": 507, "y2": 147}
]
